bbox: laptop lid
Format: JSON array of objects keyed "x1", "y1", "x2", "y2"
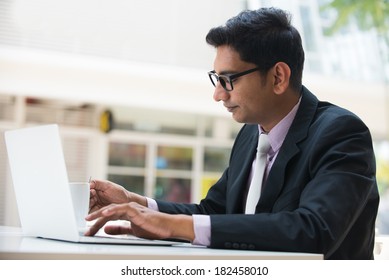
[
  {"x1": 5, "y1": 124, "x2": 80, "y2": 242},
  {"x1": 5, "y1": 124, "x2": 183, "y2": 246}
]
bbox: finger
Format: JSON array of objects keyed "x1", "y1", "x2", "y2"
[
  {"x1": 89, "y1": 188, "x2": 96, "y2": 198},
  {"x1": 101, "y1": 203, "x2": 139, "y2": 219},
  {"x1": 89, "y1": 189, "x2": 97, "y2": 213},
  {"x1": 85, "y1": 205, "x2": 129, "y2": 236},
  {"x1": 84, "y1": 216, "x2": 110, "y2": 236},
  {"x1": 85, "y1": 207, "x2": 102, "y2": 221},
  {"x1": 86, "y1": 203, "x2": 116, "y2": 221},
  {"x1": 89, "y1": 179, "x2": 96, "y2": 190},
  {"x1": 104, "y1": 225, "x2": 132, "y2": 235},
  {"x1": 89, "y1": 179, "x2": 103, "y2": 194},
  {"x1": 90, "y1": 179, "x2": 106, "y2": 191}
]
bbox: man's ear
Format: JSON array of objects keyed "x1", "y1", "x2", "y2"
[{"x1": 272, "y1": 62, "x2": 291, "y2": 95}]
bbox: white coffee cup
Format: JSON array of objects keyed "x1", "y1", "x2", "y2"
[{"x1": 69, "y1": 182, "x2": 90, "y2": 230}]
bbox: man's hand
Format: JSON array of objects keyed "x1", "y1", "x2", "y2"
[
  {"x1": 84, "y1": 202, "x2": 195, "y2": 242},
  {"x1": 89, "y1": 179, "x2": 147, "y2": 213}
]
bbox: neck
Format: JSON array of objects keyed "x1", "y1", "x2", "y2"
[{"x1": 261, "y1": 89, "x2": 301, "y2": 132}]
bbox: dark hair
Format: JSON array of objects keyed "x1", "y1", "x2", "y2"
[{"x1": 206, "y1": 7, "x2": 304, "y2": 91}]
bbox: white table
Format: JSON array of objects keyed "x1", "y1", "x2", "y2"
[{"x1": 0, "y1": 226, "x2": 323, "y2": 260}]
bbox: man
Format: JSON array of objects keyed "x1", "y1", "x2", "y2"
[{"x1": 85, "y1": 7, "x2": 379, "y2": 259}]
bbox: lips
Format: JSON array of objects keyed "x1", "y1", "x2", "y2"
[{"x1": 225, "y1": 105, "x2": 238, "y2": 112}]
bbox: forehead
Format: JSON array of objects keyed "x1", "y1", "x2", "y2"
[{"x1": 214, "y1": 45, "x2": 252, "y2": 72}]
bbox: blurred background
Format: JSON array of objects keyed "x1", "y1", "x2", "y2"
[{"x1": 0, "y1": 0, "x2": 388, "y2": 238}]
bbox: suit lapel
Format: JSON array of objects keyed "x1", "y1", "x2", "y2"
[{"x1": 256, "y1": 87, "x2": 319, "y2": 212}]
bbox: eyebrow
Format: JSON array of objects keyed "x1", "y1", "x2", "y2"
[{"x1": 215, "y1": 69, "x2": 237, "y2": 75}]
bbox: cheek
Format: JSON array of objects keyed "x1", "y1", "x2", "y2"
[
  {"x1": 242, "y1": 86, "x2": 269, "y2": 114},
  {"x1": 237, "y1": 92, "x2": 261, "y2": 117},
  {"x1": 244, "y1": 96, "x2": 262, "y2": 116}
]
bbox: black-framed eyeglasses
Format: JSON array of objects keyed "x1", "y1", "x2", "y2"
[{"x1": 208, "y1": 67, "x2": 260, "y2": 91}]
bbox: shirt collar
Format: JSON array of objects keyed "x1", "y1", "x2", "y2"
[{"x1": 259, "y1": 96, "x2": 302, "y2": 154}]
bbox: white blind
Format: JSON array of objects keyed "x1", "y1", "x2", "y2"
[
  {"x1": 0, "y1": 95, "x2": 15, "y2": 121},
  {"x1": 62, "y1": 134, "x2": 92, "y2": 182},
  {"x1": 0, "y1": 0, "x2": 241, "y2": 69}
]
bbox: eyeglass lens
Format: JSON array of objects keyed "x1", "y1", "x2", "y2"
[{"x1": 209, "y1": 73, "x2": 232, "y2": 91}]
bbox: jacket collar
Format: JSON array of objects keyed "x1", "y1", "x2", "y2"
[{"x1": 256, "y1": 86, "x2": 319, "y2": 212}]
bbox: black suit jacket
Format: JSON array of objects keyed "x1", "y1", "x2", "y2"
[{"x1": 157, "y1": 86, "x2": 379, "y2": 259}]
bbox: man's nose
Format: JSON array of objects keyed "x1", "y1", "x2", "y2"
[{"x1": 213, "y1": 84, "x2": 230, "y2": 102}]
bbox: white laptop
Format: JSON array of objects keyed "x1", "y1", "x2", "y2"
[{"x1": 4, "y1": 124, "x2": 181, "y2": 246}]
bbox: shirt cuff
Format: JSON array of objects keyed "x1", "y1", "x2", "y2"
[
  {"x1": 146, "y1": 197, "x2": 159, "y2": 211},
  {"x1": 192, "y1": 215, "x2": 211, "y2": 246}
]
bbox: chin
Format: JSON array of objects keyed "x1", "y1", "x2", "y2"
[{"x1": 231, "y1": 114, "x2": 245, "y2": 124}]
